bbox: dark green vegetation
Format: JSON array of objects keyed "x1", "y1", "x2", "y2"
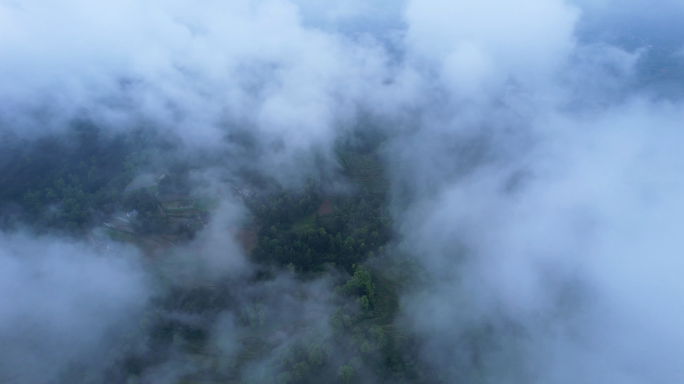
[
  {"x1": 1, "y1": 128, "x2": 438, "y2": 383},
  {"x1": 103, "y1": 149, "x2": 433, "y2": 384},
  {"x1": 247, "y1": 181, "x2": 393, "y2": 273},
  {"x1": 0, "y1": 126, "x2": 223, "y2": 248},
  {"x1": 76, "y1": 252, "x2": 428, "y2": 384},
  {"x1": 0, "y1": 126, "x2": 159, "y2": 233}
]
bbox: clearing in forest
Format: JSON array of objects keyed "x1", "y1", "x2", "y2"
[
  {"x1": 124, "y1": 173, "x2": 159, "y2": 192},
  {"x1": 234, "y1": 229, "x2": 258, "y2": 254},
  {"x1": 316, "y1": 199, "x2": 333, "y2": 215}
]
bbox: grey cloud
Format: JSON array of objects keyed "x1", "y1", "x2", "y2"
[
  {"x1": 0, "y1": 0, "x2": 401, "y2": 184},
  {"x1": 392, "y1": 37, "x2": 684, "y2": 384},
  {"x1": 0, "y1": 233, "x2": 150, "y2": 383},
  {"x1": 371, "y1": 0, "x2": 684, "y2": 382}
]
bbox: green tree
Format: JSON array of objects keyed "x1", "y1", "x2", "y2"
[
  {"x1": 338, "y1": 365, "x2": 355, "y2": 383},
  {"x1": 293, "y1": 361, "x2": 310, "y2": 381},
  {"x1": 277, "y1": 372, "x2": 293, "y2": 384}
]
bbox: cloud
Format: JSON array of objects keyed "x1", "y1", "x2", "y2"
[
  {"x1": 0, "y1": 233, "x2": 149, "y2": 383},
  {"x1": 404, "y1": 0, "x2": 579, "y2": 99},
  {"x1": 0, "y1": 0, "x2": 401, "y2": 184},
  {"x1": 3, "y1": 0, "x2": 684, "y2": 382},
  {"x1": 391, "y1": 3, "x2": 684, "y2": 378}
]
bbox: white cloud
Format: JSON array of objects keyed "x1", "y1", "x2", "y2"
[{"x1": 0, "y1": 233, "x2": 149, "y2": 383}]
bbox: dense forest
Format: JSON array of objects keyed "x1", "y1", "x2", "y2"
[
  {"x1": 0, "y1": 125, "x2": 455, "y2": 384},
  {"x1": 0, "y1": 127, "x2": 161, "y2": 233}
]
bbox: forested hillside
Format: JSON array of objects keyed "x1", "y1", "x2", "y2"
[{"x1": 0, "y1": 126, "x2": 446, "y2": 383}]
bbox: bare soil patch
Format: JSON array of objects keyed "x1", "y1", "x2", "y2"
[
  {"x1": 235, "y1": 229, "x2": 258, "y2": 254},
  {"x1": 317, "y1": 199, "x2": 333, "y2": 215}
]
